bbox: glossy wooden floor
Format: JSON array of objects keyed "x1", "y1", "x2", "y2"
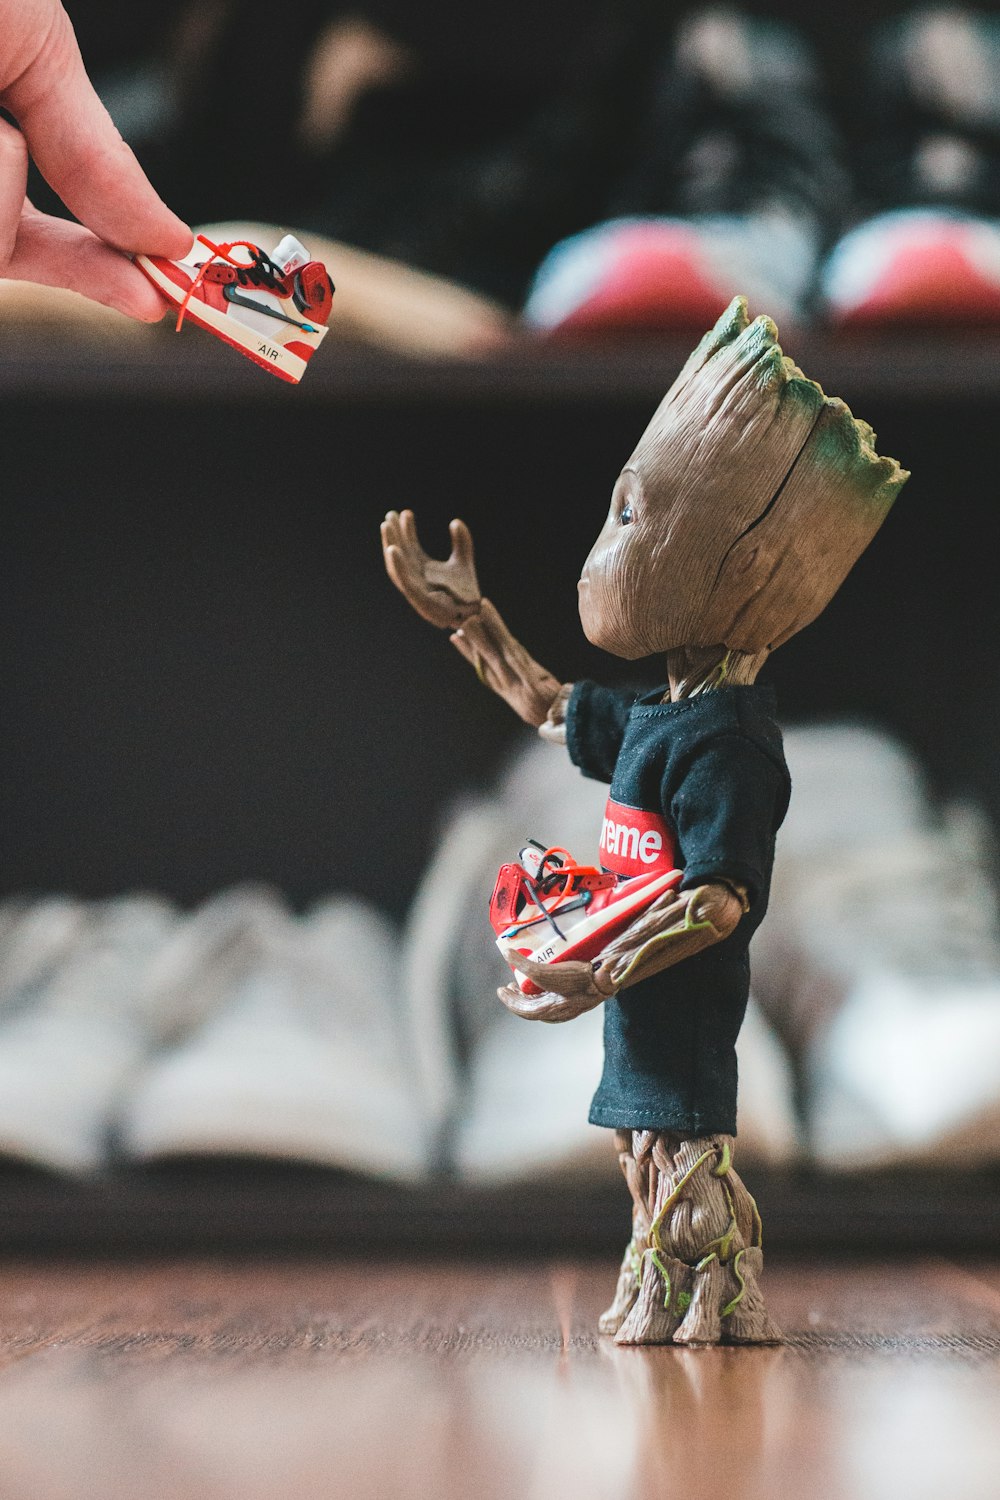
[{"x1": 0, "y1": 1257, "x2": 996, "y2": 1500}]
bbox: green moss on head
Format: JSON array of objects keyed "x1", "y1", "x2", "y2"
[
  {"x1": 811, "y1": 398, "x2": 910, "y2": 507},
  {"x1": 682, "y1": 295, "x2": 751, "y2": 376},
  {"x1": 716, "y1": 296, "x2": 911, "y2": 511},
  {"x1": 716, "y1": 295, "x2": 751, "y2": 344}
]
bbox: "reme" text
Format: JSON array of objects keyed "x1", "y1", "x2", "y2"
[{"x1": 600, "y1": 820, "x2": 664, "y2": 864}]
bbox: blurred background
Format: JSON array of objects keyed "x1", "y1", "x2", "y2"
[{"x1": 0, "y1": 0, "x2": 999, "y2": 1252}]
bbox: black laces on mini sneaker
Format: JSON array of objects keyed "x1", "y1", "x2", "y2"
[{"x1": 231, "y1": 247, "x2": 286, "y2": 291}]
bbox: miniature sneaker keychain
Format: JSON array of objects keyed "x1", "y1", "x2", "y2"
[
  {"x1": 490, "y1": 842, "x2": 682, "y2": 996},
  {"x1": 136, "y1": 233, "x2": 335, "y2": 384}
]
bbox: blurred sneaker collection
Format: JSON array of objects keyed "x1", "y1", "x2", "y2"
[
  {"x1": 528, "y1": 5, "x2": 1000, "y2": 336},
  {"x1": 524, "y1": 8, "x2": 846, "y2": 334},
  {"x1": 2, "y1": 720, "x2": 999, "y2": 1182},
  {"x1": 821, "y1": 8, "x2": 1000, "y2": 326},
  {"x1": 2, "y1": 8, "x2": 996, "y2": 1190},
  {"x1": 12, "y1": 3, "x2": 1000, "y2": 350}
]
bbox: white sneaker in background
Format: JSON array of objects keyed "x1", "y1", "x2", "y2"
[
  {"x1": 455, "y1": 1005, "x2": 611, "y2": 1181},
  {"x1": 0, "y1": 884, "x2": 290, "y2": 1175},
  {"x1": 0, "y1": 895, "x2": 89, "y2": 1013},
  {"x1": 404, "y1": 738, "x2": 618, "y2": 1180},
  {"x1": 753, "y1": 723, "x2": 1000, "y2": 1168},
  {"x1": 135, "y1": 883, "x2": 289, "y2": 1042},
  {"x1": 752, "y1": 723, "x2": 935, "y2": 1055},
  {"x1": 0, "y1": 895, "x2": 177, "y2": 1172},
  {"x1": 401, "y1": 799, "x2": 507, "y2": 1144},
  {"x1": 404, "y1": 735, "x2": 800, "y2": 1182},
  {"x1": 122, "y1": 897, "x2": 428, "y2": 1181}
]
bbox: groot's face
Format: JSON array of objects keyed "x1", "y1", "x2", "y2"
[{"x1": 578, "y1": 469, "x2": 663, "y2": 660}]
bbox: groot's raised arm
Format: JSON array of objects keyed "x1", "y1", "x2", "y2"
[{"x1": 380, "y1": 508, "x2": 563, "y2": 727}]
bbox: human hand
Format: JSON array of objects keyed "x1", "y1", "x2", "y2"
[
  {"x1": 0, "y1": 0, "x2": 191, "y2": 319},
  {"x1": 381, "y1": 509, "x2": 482, "y2": 629}
]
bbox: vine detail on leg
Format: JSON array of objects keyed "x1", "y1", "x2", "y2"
[{"x1": 603, "y1": 1130, "x2": 781, "y2": 1346}]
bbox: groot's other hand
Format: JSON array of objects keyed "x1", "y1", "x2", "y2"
[
  {"x1": 497, "y1": 947, "x2": 617, "y2": 1023},
  {"x1": 498, "y1": 881, "x2": 747, "y2": 1022},
  {"x1": 382, "y1": 507, "x2": 563, "y2": 727},
  {"x1": 381, "y1": 509, "x2": 481, "y2": 629}
]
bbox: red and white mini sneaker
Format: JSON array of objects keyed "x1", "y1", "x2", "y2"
[
  {"x1": 490, "y1": 842, "x2": 682, "y2": 996},
  {"x1": 136, "y1": 233, "x2": 335, "y2": 383}
]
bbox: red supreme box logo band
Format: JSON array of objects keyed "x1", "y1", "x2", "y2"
[{"x1": 599, "y1": 800, "x2": 678, "y2": 878}]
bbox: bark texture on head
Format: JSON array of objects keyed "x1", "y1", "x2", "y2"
[{"x1": 579, "y1": 296, "x2": 909, "y2": 660}]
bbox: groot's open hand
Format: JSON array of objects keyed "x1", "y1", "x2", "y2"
[
  {"x1": 381, "y1": 509, "x2": 481, "y2": 629},
  {"x1": 381, "y1": 508, "x2": 563, "y2": 728}
]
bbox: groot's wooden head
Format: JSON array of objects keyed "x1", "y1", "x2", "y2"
[{"x1": 578, "y1": 297, "x2": 908, "y2": 661}]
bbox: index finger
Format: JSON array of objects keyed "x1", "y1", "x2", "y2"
[
  {"x1": 0, "y1": 118, "x2": 28, "y2": 266},
  {"x1": 380, "y1": 512, "x2": 404, "y2": 554},
  {"x1": 382, "y1": 542, "x2": 420, "y2": 603},
  {"x1": 3, "y1": 4, "x2": 191, "y2": 259}
]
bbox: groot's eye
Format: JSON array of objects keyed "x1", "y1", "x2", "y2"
[{"x1": 620, "y1": 504, "x2": 634, "y2": 525}]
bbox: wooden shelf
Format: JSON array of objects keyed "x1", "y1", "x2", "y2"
[{"x1": 2, "y1": 328, "x2": 999, "y2": 404}]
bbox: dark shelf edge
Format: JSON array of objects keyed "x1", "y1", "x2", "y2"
[
  {"x1": 2, "y1": 332, "x2": 999, "y2": 404},
  {"x1": 0, "y1": 1164, "x2": 996, "y2": 1254}
]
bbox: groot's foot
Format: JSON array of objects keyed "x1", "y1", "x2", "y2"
[
  {"x1": 615, "y1": 1250, "x2": 692, "y2": 1345},
  {"x1": 720, "y1": 1247, "x2": 782, "y2": 1344},
  {"x1": 605, "y1": 1131, "x2": 783, "y2": 1347},
  {"x1": 598, "y1": 1239, "x2": 641, "y2": 1335},
  {"x1": 614, "y1": 1247, "x2": 781, "y2": 1346}
]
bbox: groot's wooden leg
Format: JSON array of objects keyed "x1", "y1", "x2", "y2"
[
  {"x1": 598, "y1": 1131, "x2": 647, "y2": 1335},
  {"x1": 606, "y1": 1131, "x2": 781, "y2": 1347},
  {"x1": 597, "y1": 1214, "x2": 643, "y2": 1336}
]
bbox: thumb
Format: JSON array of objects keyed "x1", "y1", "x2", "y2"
[{"x1": 3, "y1": 2, "x2": 191, "y2": 259}]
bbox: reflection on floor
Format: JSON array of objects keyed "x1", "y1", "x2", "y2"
[{"x1": 0, "y1": 1257, "x2": 996, "y2": 1500}]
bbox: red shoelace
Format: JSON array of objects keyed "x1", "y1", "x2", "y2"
[{"x1": 175, "y1": 235, "x2": 285, "y2": 331}]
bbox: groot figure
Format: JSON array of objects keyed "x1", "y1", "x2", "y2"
[{"x1": 381, "y1": 296, "x2": 907, "y2": 1344}]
